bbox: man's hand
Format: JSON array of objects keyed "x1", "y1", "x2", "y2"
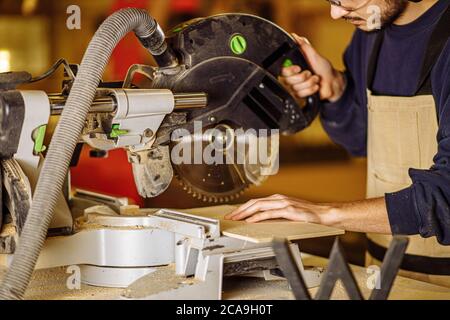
[
  {"x1": 225, "y1": 194, "x2": 392, "y2": 234},
  {"x1": 281, "y1": 33, "x2": 346, "y2": 102},
  {"x1": 225, "y1": 194, "x2": 338, "y2": 225}
]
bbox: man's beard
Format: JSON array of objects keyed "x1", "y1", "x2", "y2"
[
  {"x1": 343, "y1": 0, "x2": 409, "y2": 31},
  {"x1": 381, "y1": 0, "x2": 408, "y2": 26}
]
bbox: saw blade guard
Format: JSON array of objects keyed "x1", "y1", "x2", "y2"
[
  {"x1": 162, "y1": 13, "x2": 320, "y2": 132},
  {"x1": 150, "y1": 14, "x2": 319, "y2": 201}
]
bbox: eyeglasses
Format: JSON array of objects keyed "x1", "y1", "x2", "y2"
[{"x1": 324, "y1": 0, "x2": 371, "y2": 12}]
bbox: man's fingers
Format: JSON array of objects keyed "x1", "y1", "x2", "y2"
[
  {"x1": 225, "y1": 194, "x2": 291, "y2": 220},
  {"x1": 281, "y1": 65, "x2": 301, "y2": 77},
  {"x1": 246, "y1": 208, "x2": 292, "y2": 223},
  {"x1": 229, "y1": 199, "x2": 291, "y2": 221},
  {"x1": 225, "y1": 199, "x2": 257, "y2": 219},
  {"x1": 225, "y1": 197, "x2": 272, "y2": 219},
  {"x1": 295, "y1": 84, "x2": 320, "y2": 98},
  {"x1": 225, "y1": 194, "x2": 318, "y2": 224},
  {"x1": 292, "y1": 33, "x2": 317, "y2": 68},
  {"x1": 292, "y1": 33, "x2": 311, "y2": 46},
  {"x1": 283, "y1": 71, "x2": 313, "y2": 85},
  {"x1": 245, "y1": 206, "x2": 306, "y2": 223},
  {"x1": 269, "y1": 194, "x2": 287, "y2": 199},
  {"x1": 281, "y1": 72, "x2": 319, "y2": 99},
  {"x1": 246, "y1": 206, "x2": 313, "y2": 223},
  {"x1": 292, "y1": 75, "x2": 320, "y2": 91}
]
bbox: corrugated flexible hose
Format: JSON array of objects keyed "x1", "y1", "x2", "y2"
[{"x1": 0, "y1": 8, "x2": 171, "y2": 300}]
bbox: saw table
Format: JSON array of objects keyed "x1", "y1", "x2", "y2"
[{"x1": 1, "y1": 204, "x2": 344, "y2": 299}]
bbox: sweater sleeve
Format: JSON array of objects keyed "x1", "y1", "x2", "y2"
[
  {"x1": 320, "y1": 30, "x2": 368, "y2": 157},
  {"x1": 385, "y1": 41, "x2": 450, "y2": 245}
]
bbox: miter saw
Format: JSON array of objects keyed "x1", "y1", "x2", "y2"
[{"x1": 0, "y1": 11, "x2": 338, "y2": 300}]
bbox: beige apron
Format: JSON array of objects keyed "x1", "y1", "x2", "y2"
[
  {"x1": 363, "y1": 5, "x2": 450, "y2": 287},
  {"x1": 365, "y1": 89, "x2": 450, "y2": 288}
]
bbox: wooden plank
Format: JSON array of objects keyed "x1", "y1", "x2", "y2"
[
  {"x1": 221, "y1": 221, "x2": 345, "y2": 243},
  {"x1": 180, "y1": 206, "x2": 344, "y2": 243}
]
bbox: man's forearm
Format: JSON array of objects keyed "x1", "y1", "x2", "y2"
[
  {"x1": 328, "y1": 197, "x2": 392, "y2": 234},
  {"x1": 227, "y1": 195, "x2": 393, "y2": 235}
]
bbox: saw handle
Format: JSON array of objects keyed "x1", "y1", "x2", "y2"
[{"x1": 279, "y1": 47, "x2": 321, "y2": 131}]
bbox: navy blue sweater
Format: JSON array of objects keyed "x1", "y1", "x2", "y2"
[{"x1": 320, "y1": 0, "x2": 450, "y2": 244}]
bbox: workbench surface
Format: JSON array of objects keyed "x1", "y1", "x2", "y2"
[{"x1": 1, "y1": 255, "x2": 449, "y2": 300}]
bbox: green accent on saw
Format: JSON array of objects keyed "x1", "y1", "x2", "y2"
[
  {"x1": 172, "y1": 22, "x2": 190, "y2": 34},
  {"x1": 283, "y1": 59, "x2": 294, "y2": 68},
  {"x1": 110, "y1": 124, "x2": 128, "y2": 138},
  {"x1": 172, "y1": 26, "x2": 183, "y2": 33},
  {"x1": 34, "y1": 125, "x2": 47, "y2": 154},
  {"x1": 230, "y1": 35, "x2": 247, "y2": 55}
]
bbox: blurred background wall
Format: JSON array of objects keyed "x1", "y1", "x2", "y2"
[{"x1": 0, "y1": 0, "x2": 367, "y2": 264}]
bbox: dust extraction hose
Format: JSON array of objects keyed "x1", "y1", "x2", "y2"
[{"x1": 0, "y1": 8, "x2": 175, "y2": 300}]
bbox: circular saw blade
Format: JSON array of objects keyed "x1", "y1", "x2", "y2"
[
  {"x1": 170, "y1": 124, "x2": 278, "y2": 203},
  {"x1": 174, "y1": 162, "x2": 250, "y2": 203}
]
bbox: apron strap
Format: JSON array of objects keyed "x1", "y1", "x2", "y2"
[
  {"x1": 367, "y1": 3, "x2": 450, "y2": 95},
  {"x1": 416, "y1": 3, "x2": 450, "y2": 95},
  {"x1": 366, "y1": 31, "x2": 384, "y2": 92},
  {"x1": 368, "y1": 239, "x2": 450, "y2": 275}
]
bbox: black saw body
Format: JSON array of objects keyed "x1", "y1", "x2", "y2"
[
  {"x1": 156, "y1": 13, "x2": 319, "y2": 134},
  {"x1": 151, "y1": 14, "x2": 320, "y2": 202}
]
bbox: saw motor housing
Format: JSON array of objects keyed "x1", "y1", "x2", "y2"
[{"x1": 157, "y1": 14, "x2": 319, "y2": 135}]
